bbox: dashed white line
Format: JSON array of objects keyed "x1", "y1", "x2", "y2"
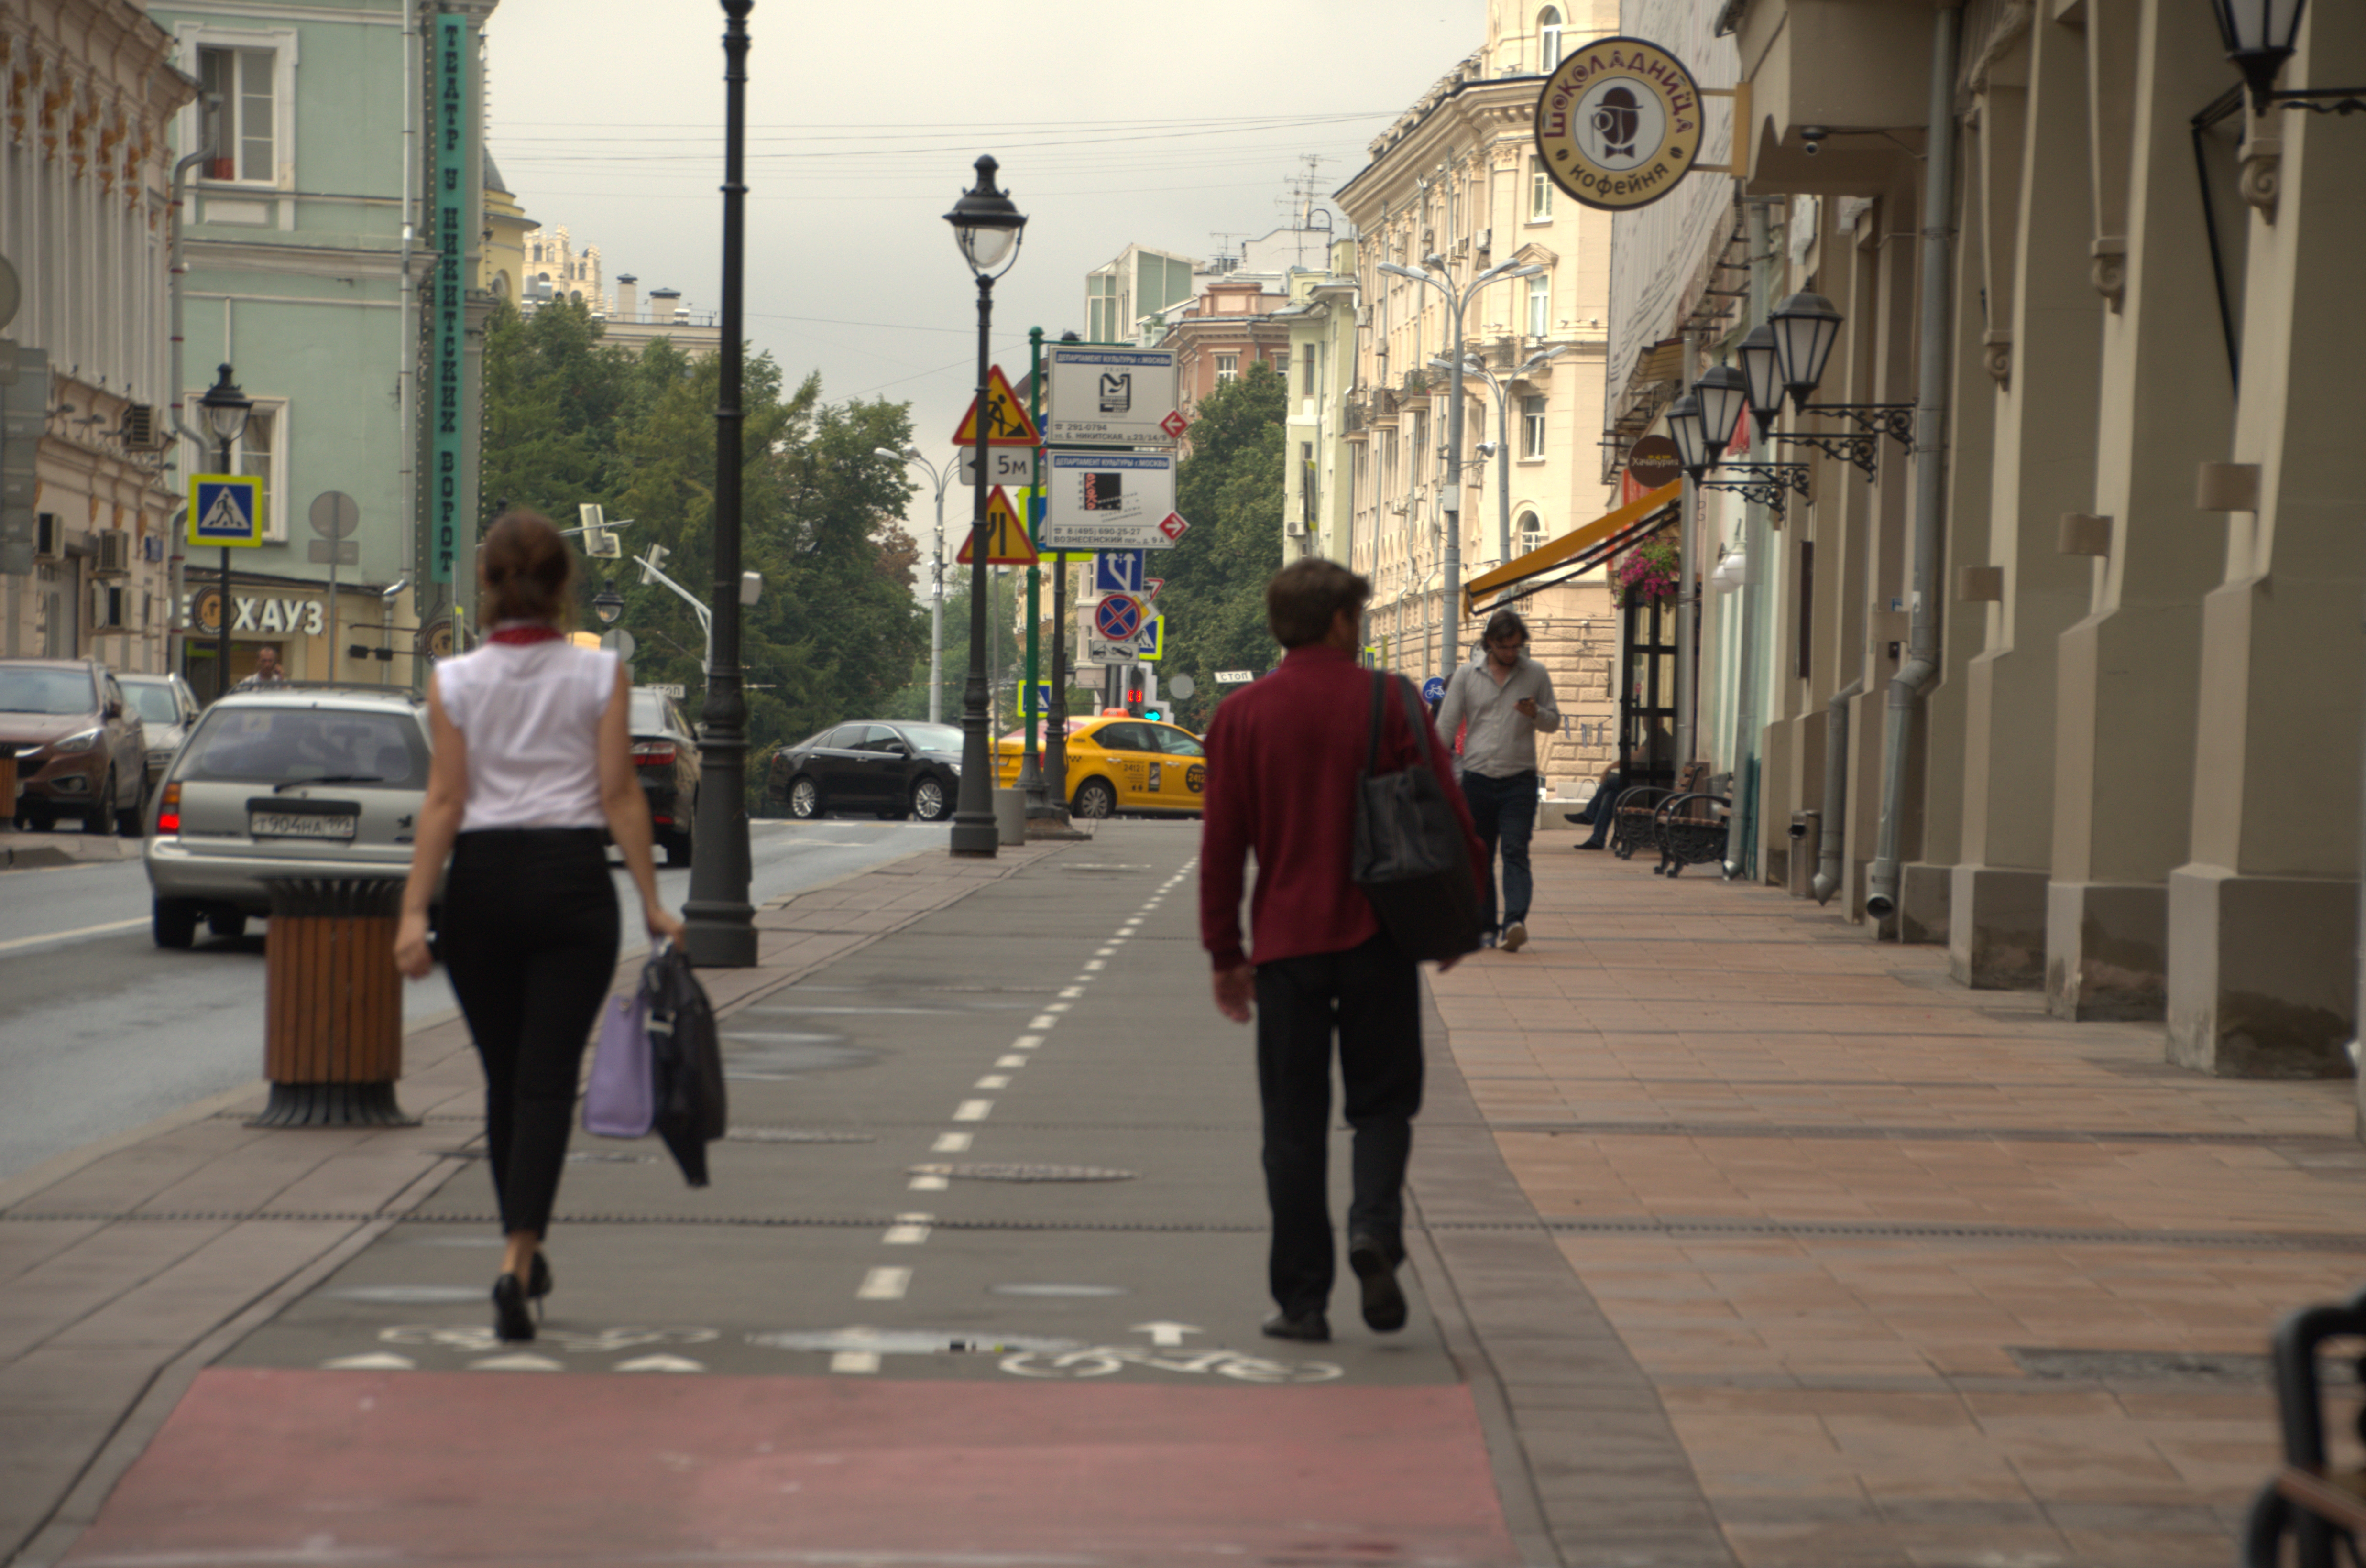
[
  {"x1": 831, "y1": 1351, "x2": 882, "y2": 1374},
  {"x1": 933, "y1": 1132, "x2": 973, "y2": 1152},
  {"x1": 858, "y1": 1267, "x2": 912, "y2": 1299},
  {"x1": 1010, "y1": 1036, "x2": 1042, "y2": 1051},
  {"x1": 908, "y1": 1173, "x2": 948, "y2": 1191},
  {"x1": 1045, "y1": 1002, "x2": 1070, "y2": 1013},
  {"x1": 995, "y1": 1055, "x2": 1028, "y2": 1068},
  {"x1": 975, "y1": 1074, "x2": 1009, "y2": 1089},
  {"x1": 1095, "y1": 947, "x2": 1117, "y2": 957},
  {"x1": 884, "y1": 1215, "x2": 933, "y2": 1244},
  {"x1": 1083, "y1": 960, "x2": 1105, "y2": 971},
  {"x1": 953, "y1": 1100, "x2": 992, "y2": 1122},
  {"x1": 1058, "y1": 986, "x2": 1085, "y2": 999},
  {"x1": 1027, "y1": 1014, "x2": 1056, "y2": 1029}
]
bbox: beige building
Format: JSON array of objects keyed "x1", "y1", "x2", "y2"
[
  {"x1": 1334, "y1": 0, "x2": 1622, "y2": 790},
  {"x1": 1703, "y1": 0, "x2": 2361, "y2": 1097},
  {"x1": 0, "y1": 0, "x2": 196, "y2": 667}
]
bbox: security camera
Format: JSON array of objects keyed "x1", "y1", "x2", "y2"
[
  {"x1": 1475, "y1": 441, "x2": 1499, "y2": 458},
  {"x1": 1799, "y1": 125, "x2": 1830, "y2": 157}
]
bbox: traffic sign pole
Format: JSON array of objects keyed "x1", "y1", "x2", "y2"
[{"x1": 1018, "y1": 326, "x2": 1045, "y2": 817}]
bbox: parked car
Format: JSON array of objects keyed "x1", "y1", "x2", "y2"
[
  {"x1": 991, "y1": 715, "x2": 1205, "y2": 819},
  {"x1": 630, "y1": 686, "x2": 701, "y2": 865},
  {"x1": 118, "y1": 672, "x2": 202, "y2": 797},
  {"x1": 0, "y1": 659, "x2": 148, "y2": 835},
  {"x1": 767, "y1": 719, "x2": 964, "y2": 821},
  {"x1": 144, "y1": 686, "x2": 435, "y2": 948}
]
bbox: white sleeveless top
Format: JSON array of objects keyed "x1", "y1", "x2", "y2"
[{"x1": 433, "y1": 637, "x2": 619, "y2": 831}]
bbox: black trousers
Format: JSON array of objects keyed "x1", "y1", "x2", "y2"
[
  {"x1": 441, "y1": 829, "x2": 620, "y2": 1239},
  {"x1": 1253, "y1": 933, "x2": 1424, "y2": 1316}
]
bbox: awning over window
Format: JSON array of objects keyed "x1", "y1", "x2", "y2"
[{"x1": 1460, "y1": 480, "x2": 1682, "y2": 619}]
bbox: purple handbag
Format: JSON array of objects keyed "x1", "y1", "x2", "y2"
[{"x1": 583, "y1": 988, "x2": 655, "y2": 1138}]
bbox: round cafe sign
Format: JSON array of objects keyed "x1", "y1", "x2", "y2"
[{"x1": 1534, "y1": 36, "x2": 1704, "y2": 212}]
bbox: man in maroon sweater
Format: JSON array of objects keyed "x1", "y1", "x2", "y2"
[{"x1": 1199, "y1": 559, "x2": 1482, "y2": 1342}]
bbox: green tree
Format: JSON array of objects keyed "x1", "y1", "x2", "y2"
[{"x1": 1158, "y1": 363, "x2": 1288, "y2": 731}]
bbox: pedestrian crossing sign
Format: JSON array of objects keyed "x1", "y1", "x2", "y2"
[
  {"x1": 954, "y1": 485, "x2": 1039, "y2": 566},
  {"x1": 189, "y1": 475, "x2": 264, "y2": 548},
  {"x1": 951, "y1": 366, "x2": 1041, "y2": 447}
]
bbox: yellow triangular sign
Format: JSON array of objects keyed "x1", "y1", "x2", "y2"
[
  {"x1": 955, "y1": 486, "x2": 1039, "y2": 566},
  {"x1": 952, "y1": 366, "x2": 1041, "y2": 447}
]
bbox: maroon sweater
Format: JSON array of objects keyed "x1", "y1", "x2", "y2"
[{"x1": 1198, "y1": 643, "x2": 1483, "y2": 971}]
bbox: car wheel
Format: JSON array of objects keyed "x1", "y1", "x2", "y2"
[
  {"x1": 789, "y1": 776, "x2": 820, "y2": 819},
  {"x1": 208, "y1": 910, "x2": 248, "y2": 939},
  {"x1": 1072, "y1": 778, "x2": 1117, "y2": 819},
  {"x1": 910, "y1": 774, "x2": 949, "y2": 822},
  {"x1": 88, "y1": 770, "x2": 119, "y2": 836},
  {"x1": 153, "y1": 898, "x2": 198, "y2": 950}
]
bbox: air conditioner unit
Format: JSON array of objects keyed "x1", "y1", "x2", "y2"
[
  {"x1": 1284, "y1": 520, "x2": 1306, "y2": 538},
  {"x1": 97, "y1": 529, "x2": 133, "y2": 576},
  {"x1": 1475, "y1": 229, "x2": 1492, "y2": 256},
  {"x1": 33, "y1": 513, "x2": 62, "y2": 562},
  {"x1": 121, "y1": 404, "x2": 166, "y2": 450},
  {"x1": 91, "y1": 580, "x2": 128, "y2": 631}
]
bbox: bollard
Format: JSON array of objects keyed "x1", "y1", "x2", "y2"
[
  {"x1": 251, "y1": 875, "x2": 416, "y2": 1127},
  {"x1": 992, "y1": 787, "x2": 1026, "y2": 847},
  {"x1": 1787, "y1": 812, "x2": 1820, "y2": 899}
]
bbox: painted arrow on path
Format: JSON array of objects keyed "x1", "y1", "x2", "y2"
[{"x1": 1130, "y1": 1321, "x2": 1203, "y2": 1348}]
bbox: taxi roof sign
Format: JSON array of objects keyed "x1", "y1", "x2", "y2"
[
  {"x1": 954, "y1": 485, "x2": 1039, "y2": 566},
  {"x1": 952, "y1": 365, "x2": 1041, "y2": 447},
  {"x1": 188, "y1": 474, "x2": 264, "y2": 548}
]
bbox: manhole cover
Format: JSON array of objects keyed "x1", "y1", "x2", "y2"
[
  {"x1": 747, "y1": 1328, "x2": 1085, "y2": 1356},
  {"x1": 726, "y1": 1127, "x2": 875, "y2": 1144},
  {"x1": 908, "y1": 1164, "x2": 1138, "y2": 1183}
]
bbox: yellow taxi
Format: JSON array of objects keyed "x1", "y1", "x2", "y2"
[{"x1": 992, "y1": 714, "x2": 1207, "y2": 819}]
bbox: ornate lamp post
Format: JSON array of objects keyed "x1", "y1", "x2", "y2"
[
  {"x1": 682, "y1": 0, "x2": 758, "y2": 967},
  {"x1": 198, "y1": 364, "x2": 252, "y2": 695},
  {"x1": 943, "y1": 155, "x2": 1027, "y2": 858}
]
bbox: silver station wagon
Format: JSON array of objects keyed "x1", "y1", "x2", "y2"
[{"x1": 144, "y1": 686, "x2": 435, "y2": 948}]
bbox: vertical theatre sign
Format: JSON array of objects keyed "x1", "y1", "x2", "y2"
[
  {"x1": 430, "y1": 13, "x2": 467, "y2": 583},
  {"x1": 1534, "y1": 36, "x2": 1707, "y2": 211}
]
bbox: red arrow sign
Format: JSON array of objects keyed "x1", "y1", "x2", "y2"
[
  {"x1": 1158, "y1": 512, "x2": 1190, "y2": 541},
  {"x1": 1159, "y1": 410, "x2": 1189, "y2": 440}
]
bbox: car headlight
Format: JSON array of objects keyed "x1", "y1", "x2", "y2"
[{"x1": 47, "y1": 728, "x2": 103, "y2": 755}]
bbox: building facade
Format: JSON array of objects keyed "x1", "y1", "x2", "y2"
[
  {"x1": 0, "y1": 0, "x2": 194, "y2": 667},
  {"x1": 1673, "y1": 0, "x2": 2361, "y2": 1100},
  {"x1": 1277, "y1": 240, "x2": 1359, "y2": 567},
  {"x1": 1333, "y1": 0, "x2": 1623, "y2": 791}
]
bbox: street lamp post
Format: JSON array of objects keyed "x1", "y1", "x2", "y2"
[
  {"x1": 879, "y1": 446, "x2": 952, "y2": 723},
  {"x1": 1431, "y1": 344, "x2": 1566, "y2": 571},
  {"x1": 943, "y1": 155, "x2": 1027, "y2": 858},
  {"x1": 197, "y1": 364, "x2": 252, "y2": 697},
  {"x1": 682, "y1": 0, "x2": 758, "y2": 967},
  {"x1": 1379, "y1": 257, "x2": 1542, "y2": 667}
]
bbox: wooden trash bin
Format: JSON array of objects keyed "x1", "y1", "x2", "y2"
[{"x1": 252, "y1": 876, "x2": 416, "y2": 1127}]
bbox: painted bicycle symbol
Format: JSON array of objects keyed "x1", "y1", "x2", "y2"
[
  {"x1": 998, "y1": 1345, "x2": 1342, "y2": 1383},
  {"x1": 379, "y1": 1324, "x2": 718, "y2": 1355}
]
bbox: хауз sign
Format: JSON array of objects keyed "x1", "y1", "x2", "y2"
[
  {"x1": 182, "y1": 590, "x2": 330, "y2": 637},
  {"x1": 1534, "y1": 36, "x2": 1710, "y2": 213}
]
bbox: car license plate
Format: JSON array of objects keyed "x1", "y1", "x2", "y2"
[{"x1": 250, "y1": 810, "x2": 357, "y2": 841}]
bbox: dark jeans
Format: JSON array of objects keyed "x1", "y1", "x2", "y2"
[
  {"x1": 1254, "y1": 933, "x2": 1424, "y2": 1317},
  {"x1": 1459, "y1": 769, "x2": 1537, "y2": 929},
  {"x1": 1579, "y1": 769, "x2": 1623, "y2": 847},
  {"x1": 441, "y1": 828, "x2": 621, "y2": 1238}
]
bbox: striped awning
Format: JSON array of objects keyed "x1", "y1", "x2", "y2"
[{"x1": 1460, "y1": 481, "x2": 1682, "y2": 619}]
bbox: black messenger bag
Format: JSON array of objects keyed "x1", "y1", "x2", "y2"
[{"x1": 1350, "y1": 672, "x2": 1482, "y2": 962}]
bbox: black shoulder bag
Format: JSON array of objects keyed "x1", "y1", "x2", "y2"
[{"x1": 1350, "y1": 672, "x2": 1482, "y2": 962}]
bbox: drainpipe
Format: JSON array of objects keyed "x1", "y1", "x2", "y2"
[
  {"x1": 1863, "y1": 0, "x2": 1963, "y2": 924},
  {"x1": 165, "y1": 127, "x2": 216, "y2": 678},
  {"x1": 1811, "y1": 675, "x2": 1865, "y2": 904}
]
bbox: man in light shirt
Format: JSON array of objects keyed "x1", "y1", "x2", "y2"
[{"x1": 1434, "y1": 608, "x2": 1560, "y2": 951}]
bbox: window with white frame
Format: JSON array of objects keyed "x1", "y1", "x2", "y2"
[
  {"x1": 1302, "y1": 343, "x2": 1321, "y2": 399},
  {"x1": 1529, "y1": 157, "x2": 1552, "y2": 221},
  {"x1": 1518, "y1": 510, "x2": 1545, "y2": 557},
  {"x1": 1538, "y1": 7, "x2": 1564, "y2": 73},
  {"x1": 186, "y1": 395, "x2": 291, "y2": 541},
  {"x1": 1521, "y1": 396, "x2": 1547, "y2": 458},
  {"x1": 1526, "y1": 272, "x2": 1551, "y2": 338},
  {"x1": 189, "y1": 36, "x2": 293, "y2": 185},
  {"x1": 1216, "y1": 354, "x2": 1238, "y2": 384}
]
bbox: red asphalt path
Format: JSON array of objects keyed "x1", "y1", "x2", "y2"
[{"x1": 61, "y1": 1368, "x2": 1524, "y2": 1568}]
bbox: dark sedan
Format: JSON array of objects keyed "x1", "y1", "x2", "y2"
[
  {"x1": 767, "y1": 720, "x2": 962, "y2": 822},
  {"x1": 630, "y1": 687, "x2": 701, "y2": 864}
]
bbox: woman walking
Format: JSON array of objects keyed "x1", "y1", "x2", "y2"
[{"x1": 395, "y1": 510, "x2": 683, "y2": 1342}]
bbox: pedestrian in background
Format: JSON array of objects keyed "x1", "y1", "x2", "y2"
[
  {"x1": 394, "y1": 510, "x2": 683, "y2": 1343},
  {"x1": 1434, "y1": 608, "x2": 1560, "y2": 950},
  {"x1": 234, "y1": 645, "x2": 288, "y2": 689},
  {"x1": 1199, "y1": 558, "x2": 1481, "y2": 1344}
]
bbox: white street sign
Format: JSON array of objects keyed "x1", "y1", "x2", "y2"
[
  {"x1": 1215, "y1": 670, "x2": 1256, "y2": 684},
  {"x1": 1042, "y1": 451, "x2": 1183, "y2": 550},
  {"x1": 958, "y1": 446, "x2": 1035, "y2": 487},
  {"x1": 1044, "y1": 345, "x2": 1180, "y2": 446},
  {"x1": 1076, "y1": 597, "x2": 1161, "y2": 665}
]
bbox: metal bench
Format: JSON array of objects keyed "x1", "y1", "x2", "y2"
[
  {"x1": 1652, "y1": 786, "x2": 1732, "y2": 877},
  {"x1": 1612, "y1": 761, "x2": 1708, "y2": 861},
  {"x1": 2241, "y1": 1282, "x2": 2366, "y2": 1568}
]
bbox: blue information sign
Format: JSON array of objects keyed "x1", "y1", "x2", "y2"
[
  {"x1": 1421, "y1": 675, "x2": 1447, "y2": 706},
  {"x1": 1094, "y1": 549, "x2": 1146, "y2": 595}
]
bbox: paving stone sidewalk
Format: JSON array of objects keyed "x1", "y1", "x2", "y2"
[{"x1": 1434, "y1": 822, "x2": 2366, "y2": 1567}]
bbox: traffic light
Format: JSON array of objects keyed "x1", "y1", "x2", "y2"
[
  {"x1": 1143, "y1": 707, "x2": 1163, "y2": 722},
  {"x1": 1124, "y1": 676, "x2": 1145, "y2": 717}
]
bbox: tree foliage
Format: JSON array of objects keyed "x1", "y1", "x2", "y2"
[
  {"x1": 479, "y1": 299, "x2": 927, "y2": 799},
  {"x1": 1157, "y1": 363, "x2": 1287, "y2": 731}
]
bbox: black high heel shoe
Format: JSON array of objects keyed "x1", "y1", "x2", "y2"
[
  {"x1": 492, "y1": 1273, "x2": 535, "y2": 1342},
  {"x1": 527, "y1": 1252, "x2": 552, "y2": 1306}
]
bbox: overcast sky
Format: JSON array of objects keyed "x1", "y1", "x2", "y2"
[{"x1": 482, "y1": 0, "x2": 1486, "y2": 548}]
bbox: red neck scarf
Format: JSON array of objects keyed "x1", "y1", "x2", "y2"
[{"x1": 489, "y1": 624, "x2": 564, "y2": 646}]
